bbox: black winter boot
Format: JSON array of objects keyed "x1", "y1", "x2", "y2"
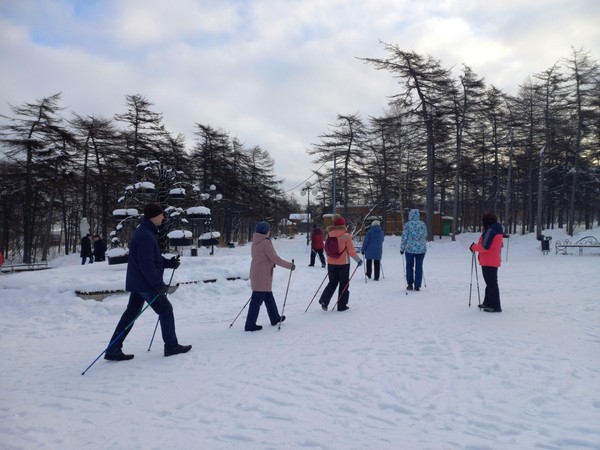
[{"x1": 164, "y1": 344, "x2": 192, "y2": 357}]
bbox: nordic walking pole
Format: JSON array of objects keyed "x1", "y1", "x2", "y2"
[
  {"x1": 147, "y1": 318, "x2": 160, "y2": 351},
  {"x1": 305, "y1": 271, "x2": 329, "y2": 313},
  {"x1": 474, "y1": 255, "x2": 481, "y2": 306},
  {"x1": 82, "y1": 268, "x2": 176, "y2": 375},
  {"x1": 229, "y1": 296, "x2": 252, "y2": 328},
  {"x1": 468, "y1": 252, "x2": 475, "y2": 307},
  {"x1": 331, "y1": 264, "x2": 361, "y2": 311},
  {"x1": 402, "y1": 252, "x2": 408, "y2": 295},
  {"x1": 278, "y1": 259, "x2": 294, "y2": 330}
]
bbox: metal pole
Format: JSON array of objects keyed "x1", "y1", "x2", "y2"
[{"x1": 278, "y1": 259, "x2": 294, "y2": 330}]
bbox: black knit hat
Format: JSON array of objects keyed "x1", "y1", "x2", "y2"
[
  {"x1": 144, "y1": 203, "x2": 164, "y2": 219},
  {"x1": 482, "y1": 213, "x2": 498, "y2": 227}
]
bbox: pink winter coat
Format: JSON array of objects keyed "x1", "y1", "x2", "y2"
[
  {"x1": 325, "y1": 225, "x2": 360, "y2": 265},
  {"x1": 249, "y1": 232, "x2": 293, "y2": 291}
]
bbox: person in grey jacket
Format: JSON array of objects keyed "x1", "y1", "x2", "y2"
[{"x1": 400, "y1": 209, "x2": 427, "y2": 291}]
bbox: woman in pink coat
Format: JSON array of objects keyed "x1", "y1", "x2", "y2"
[{"x1": 245, "y1": 221, "x2": 295, "y2": 331}]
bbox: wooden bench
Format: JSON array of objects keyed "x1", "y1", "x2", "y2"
[
  {"x1": 0, "y1": 261, "x2": 49, "y2": 273},
  {"x1": 555, "y1": 236, "x2": 600, "y2": 255}
]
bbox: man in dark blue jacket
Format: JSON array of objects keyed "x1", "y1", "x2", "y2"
[{"x1": 104, "y1": 203, "x2": 191, "y2": 361}]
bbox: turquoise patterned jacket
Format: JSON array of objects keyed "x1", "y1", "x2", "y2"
[{"x1": 400, "y1": 209, "x2": 427, "y2": 254}]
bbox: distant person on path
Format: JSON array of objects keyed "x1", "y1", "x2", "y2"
[
  {"x1": 400, "y1": 209, "x2": 427, "y2": 291},
  {"x1": 309, "y1": 223, "x2": 326, "y2": 268},
  {"x1": 245, "y1": 221, "x2": 295, "y2": 332},
  {"x1": 0, "y1": 248, "x2": 4, "y2": 267},
  {"x1": 104, "y1": 203, "x2": 191, "y2": 361},
  {"x1": 470, "y1": 213, "x2": 504, "y2": 313},
  {"x1": 92, "y1": 235, "x2": 106, "y2": 262},
  {"x1": 80, "y1": 234, "x2": 93, "y2": 265},
  {"x1": 318, "y1": 216, "x2": 363, "y2": 312},
  {"x1": 361, "y1": 220, "x2": 385, "y2": 281}
]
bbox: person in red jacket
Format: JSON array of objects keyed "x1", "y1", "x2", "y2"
[
  {"x1": 470, "y1": 213, "x2": 504, "y2": 313},
  {"x1": 309, "y1": 223, "x2": 326, "y2": 268}
]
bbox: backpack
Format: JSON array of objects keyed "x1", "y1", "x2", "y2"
[{"x1": 324, "y1": 234, "x2": 346, "y2": 258}]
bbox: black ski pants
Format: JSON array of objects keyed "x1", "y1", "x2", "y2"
[
  {"x1": 310, "y1": 248, "x2": 326, "y2": 266},
  {"x1": 107, "y1": 291, "x2": 179, "y2": 354},
  {"x1": 319, "y1": 263, "x2": 350, "y2": 310},
  {"x1": 365, "y1": 259, "x2": 381, "y2": 280},
  {"x1": 481, "y1": 266, "x2": 501, "y2": 311}
]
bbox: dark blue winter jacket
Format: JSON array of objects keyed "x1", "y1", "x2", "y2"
[
  {"x1": 361, "y1": 224, "x2": 384, "y2": 260},
  {"x1": 125, "y1": 219, "x2": 166, "y2": 293},
  {"x1": 481, "y1": 222, "x2": 504, "y2": 250}
]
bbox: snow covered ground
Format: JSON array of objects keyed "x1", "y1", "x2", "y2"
[{"x1": 1, "y1": 227, "x2": 599, "y2": 450}]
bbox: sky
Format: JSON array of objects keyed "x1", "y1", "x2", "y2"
[
  {"x1": 1, "y1": 0, "x2": 599, "y2": 195},
  {"x1": 1, "y1": 227, "x2": 599, "y2": 448}
]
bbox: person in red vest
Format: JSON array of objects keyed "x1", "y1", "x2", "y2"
[{"x1": 309, "y1": 223, "x2": 326, "y2": 268}]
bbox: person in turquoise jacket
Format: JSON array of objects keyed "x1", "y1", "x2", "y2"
[
  {"x1": 400, "y1": 209, "x2": 427, "y2": 291},
  {"x1": 361, "y1": 220, "x2": 384, "y2": 281}
]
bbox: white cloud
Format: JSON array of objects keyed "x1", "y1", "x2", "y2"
[{"x1": 1, "y1": 0, "x2": 599, "y2": 192}]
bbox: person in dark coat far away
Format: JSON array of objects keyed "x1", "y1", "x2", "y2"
[
  {"x1": 92, "y1": 235, "x2": 106, "y2": 262},
  {"x1": 80, "y1": 234, "x2": 93, "y2": 265},
  {"x1": 361, "y1": 220, "x2": 385, "y2": 281},
  {"x1": 104, "y1": 203, "x2": 191, "y2": 361}
]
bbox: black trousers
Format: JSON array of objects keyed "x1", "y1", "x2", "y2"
[
  {"x1": 310, "y1": 248, "x2": 326, "y2": 266},
  {"x1": 481, "y1": 266, "x2": 501, "y2": 311},
  {"x1": 365, "y1": 259, "x2": 380, "y2": 280},
  {"x1": 107, "y1": 291, "x2": 178, "y2": 353},
  {"x1": 319, "y1": 264, "x2": 350, "y2": 309}
]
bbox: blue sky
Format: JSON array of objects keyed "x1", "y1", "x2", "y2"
[{"x1": 1, "y1": 0, "x2": 599, "y2": 195}]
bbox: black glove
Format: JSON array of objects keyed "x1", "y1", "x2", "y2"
[
  {"x1": 469, "y1": 243, "x2": 475, "y2": 253},
  {"x1": 357, "y1": 259, "x2": 363, "y2": 267},
  {"x1": 400, "y1": 251, "x2": 404, "y2": 255},
  {"x1": 157, "y1": 284, "x2": 169, "y2": 296},
  {"x1": 165, "y1": 256, "x2": 181, "y2": 269}
]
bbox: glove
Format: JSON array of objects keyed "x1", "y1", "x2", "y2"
[
  {"x1": 469, "y1": 243, "x2": 475, "y2": 253},
  {"x1": 400, "y1": 251, "x2": 404, "y2": 255},
  {"x1": 357, "y1": 259, "x2": 363, "y2": 267},
  {"x1": 165, "y1": 256, "x2": 181, "y2": 269},
  {"x1": 290, "y1": 263, "x2": 296, "y2": 271},
  {"x1": 157, "y1": 284, "x2": 169, "y2": 295}
]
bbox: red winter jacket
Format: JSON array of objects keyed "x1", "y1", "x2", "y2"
[
  {"x1": 311, "y1": 227, "x2": 324, "y2": 250},
  {"x1": 471, "y1": 223, "x2": 503, "y2": 267}
]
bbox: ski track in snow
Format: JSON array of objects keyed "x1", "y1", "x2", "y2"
[{"x1": 1, "y1": 232, "x2": 599, "y2": 449}]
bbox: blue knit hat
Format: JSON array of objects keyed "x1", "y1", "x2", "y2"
[{"x1": 255, "y1": 221, "x2": 270, "y2": 234}]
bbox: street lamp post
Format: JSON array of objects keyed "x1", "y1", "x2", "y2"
[
  {"x1": 301, "y1": 182, "x2": 318, "y2": 246},
  {"x1": 206, "y1": 184, "x2": 222, "y2": 255}
]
